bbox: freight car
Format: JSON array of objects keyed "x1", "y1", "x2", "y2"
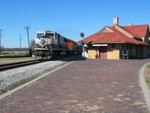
[{"x1": 32, "y1": 30, "x2": 81, "y2": 59}]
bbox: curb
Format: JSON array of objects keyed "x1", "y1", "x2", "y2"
[
  {"x1": 0, "y1": 61, "x2": 74, "y2": 100},
  {"x1": 139, "y1": 62, "x2": 150, "y2": 112}
]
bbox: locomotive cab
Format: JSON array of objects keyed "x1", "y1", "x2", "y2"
[
  {"x1": 33, "y1": 30, "x2": 55, "y2": 59},
  {"x1": 35, "y1": 30, "x2": 55, "y2": 47}
]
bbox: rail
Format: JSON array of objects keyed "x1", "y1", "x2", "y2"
[{"x1": 0, "y1": 60, "x2": 43, "y2": 71}]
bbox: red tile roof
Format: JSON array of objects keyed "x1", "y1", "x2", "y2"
[
  {"x1": 121, "y1": 24, "x2": 149, "y2": 37},
  {"x1": 81, "y1": 24, "x2": 149, "y2": 45}
]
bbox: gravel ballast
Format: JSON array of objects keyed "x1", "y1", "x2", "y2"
[{"x1": 0, "y1": 56, "x2": 79, "y2": 91}]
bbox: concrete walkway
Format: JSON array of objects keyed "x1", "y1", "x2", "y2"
[{"x1": 0, "y1": 59, "x2": 150, "y2": 113}]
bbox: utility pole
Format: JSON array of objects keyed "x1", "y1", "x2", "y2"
[
  {"x1": 0, "y1": 29, "x2": 2, "y2": 48},
  {"x1": 20, "y1": 34, "x2": 22, "y2": 54},
  {"x1": 24, "y1": 26, "x2": 31, "y2": 56},
  {"x1": 24, "y1": 26, "x2": 30, "y2": 48},
  {"x1": 0, "y1": 29, "x2": 3, "y2": 53}
]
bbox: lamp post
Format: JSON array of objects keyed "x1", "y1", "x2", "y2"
[
  {"x1": 80, "y1": 32, "x2": 85, "y2": 47},
  {"x1": 80, "y1": 32, "x2": 88, "y2": 59},
  {"x1": 80, "y1": 32, "x2": 84, "y2": 39}
]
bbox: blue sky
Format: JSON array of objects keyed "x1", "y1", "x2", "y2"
[{"x1": 0, "y1": 0, "x2": 150, "y2": 48}]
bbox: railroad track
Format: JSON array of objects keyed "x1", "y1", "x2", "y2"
[
  {"x1": 0, "y1": 55, "x2": 81, "y2": 72},
  {"x1": 0, "y1": 60, "x2": 44, "y2": 71}
]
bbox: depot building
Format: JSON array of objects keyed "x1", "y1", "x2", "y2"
[{"x1": 81, "y1": 18, "x2": 150, "y2": 60}]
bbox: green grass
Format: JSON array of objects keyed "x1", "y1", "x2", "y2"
[
  {"x1": 145, "y1": 64, "x2": 150, "y2": 88},
  {"x1": 0, "y1": 57, "x2": 36, "y2": 64},
  {"x1": 0, "y1": 52, "x2": 28, "y2": 57},
  {"x1": 146, "y1": 64, "x2": 150, "y2": 69}
]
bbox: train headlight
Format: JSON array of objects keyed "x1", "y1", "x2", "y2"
[
  {"x1": 35, "y1": 44, "x2": 41, "y2": 48},
  {"x1": 40, "y1": 39, "x2": 45, "y2": 45}
]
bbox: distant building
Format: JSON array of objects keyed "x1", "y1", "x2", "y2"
[{"x1": 80, "y1": 17, "x2": 150, "y2": 59}]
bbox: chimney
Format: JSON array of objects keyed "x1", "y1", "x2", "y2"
[
  {"x1": 113, "y1": 17, "x2": 119, "y2": 26},
  {"x1": 128, "y1": 23, "x2": 133, "y2": 26}
]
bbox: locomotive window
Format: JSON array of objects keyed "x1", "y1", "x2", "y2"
[
  {"x1": 45, "y1": 33, "x2": 54, "y2": 37},
  {"x1": 37, "y1": 33, "x2": 44, "y2": 37}
]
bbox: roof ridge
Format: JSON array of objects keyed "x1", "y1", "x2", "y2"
[
  {"x1": 114, "y1": 25, "x2": 134, "y2": 38},
  {"x1": 121, "y1": 24, "x2": 149, "y2": 27}
]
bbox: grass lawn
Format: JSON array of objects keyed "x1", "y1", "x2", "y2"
[
  {"x1": 0, "y1": 57, "x2": 36, "y2": 64},
  {"x1": 145, "y1": 64, "x2": 150, "y2": 88}
]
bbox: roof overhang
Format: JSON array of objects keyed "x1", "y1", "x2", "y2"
[
  {"x1": 93, "y1": 44, "x2": 108, "y2": 46},
  {"x1": 91, "y1": 42, "x2": 148, "y2": 45}
]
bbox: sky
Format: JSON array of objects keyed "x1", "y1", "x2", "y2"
[{"x1": 0, "y1": 0, "x2": 150, "y2": 48}]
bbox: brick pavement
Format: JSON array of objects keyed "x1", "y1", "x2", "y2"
[{"x1": 0, "y1": 59, "x2": 150, "y2": 113}]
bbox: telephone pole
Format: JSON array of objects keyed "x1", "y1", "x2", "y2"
[
  {"x1": 24, "y1": 26, "x2": 30, "y2": 48},
  {"x1": 0, "y1": 29, "x2": 2, "y2": 48},
  {"x1": 20, "y1": 34, "x2": 22, "y2": 54}
]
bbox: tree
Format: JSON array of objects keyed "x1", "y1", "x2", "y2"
[{"x1": 29, "y1": 40, "x2": 35, "y2": 56}]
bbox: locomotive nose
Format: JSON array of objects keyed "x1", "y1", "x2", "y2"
[{"x1": 40, "y1": 39, "x2": 45, "y2": 45}]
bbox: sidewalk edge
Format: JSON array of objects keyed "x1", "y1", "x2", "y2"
[{"x1": 139, "y1": 62, "x2": 150, "y2": 112}]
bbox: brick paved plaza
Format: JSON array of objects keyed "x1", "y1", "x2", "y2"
[{"x1": 0, "y1": 59, "x2": 150, "y2": 113}]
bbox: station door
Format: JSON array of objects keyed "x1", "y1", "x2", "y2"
[{"x1": 99, "y1": 47, "x2": 107, "y2": 59}]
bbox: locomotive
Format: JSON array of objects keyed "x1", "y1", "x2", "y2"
[{"x1": 32, "y1": 30, "x2": 81, "y2": 59}]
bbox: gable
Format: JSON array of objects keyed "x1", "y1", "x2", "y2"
[
  {"x1": 98, "y1": 27, "x2": 114, "y2": 33},
  {"x1": 101, "y1": 28, "x2": 113, "y2": 33}
]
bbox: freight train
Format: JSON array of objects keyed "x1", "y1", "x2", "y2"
[{"x1": 32, "y1": 30, "x2": 82, "y2": 59}]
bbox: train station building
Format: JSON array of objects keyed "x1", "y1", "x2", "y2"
[{"x1": 81, "y1": 18, "x2": 150, "y2": 59}]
